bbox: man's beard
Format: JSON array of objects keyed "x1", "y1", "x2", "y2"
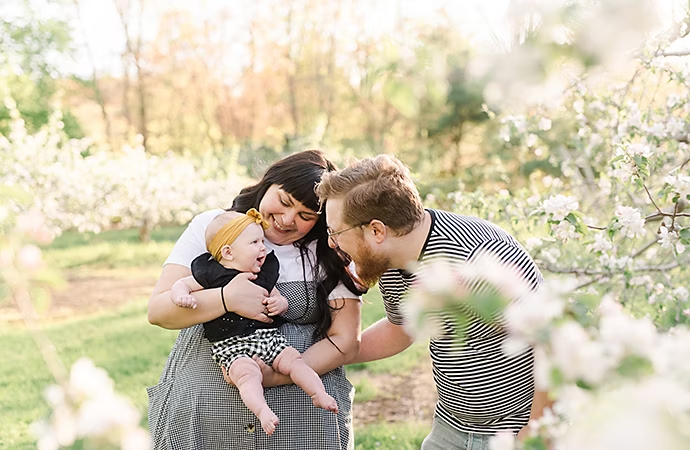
[{"x1": 353, "y1": 239, "x2": 391, "y2": 288}]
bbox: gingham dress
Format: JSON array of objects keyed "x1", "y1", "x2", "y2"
[{"x1": 148, "y1": 210, "x2": 357, "y2": 449}]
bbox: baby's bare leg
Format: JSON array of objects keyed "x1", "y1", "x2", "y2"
[
  {"x1": 272, "y1": 347, "x2": 338, "y2": 414},
  {"x1": 228, "y1": 356, "x2": 280, "y2": 435}
]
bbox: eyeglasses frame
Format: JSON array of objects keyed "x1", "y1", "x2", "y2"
[{"x1": 326, "y1": 221, "x2": 370, "y2": 244}]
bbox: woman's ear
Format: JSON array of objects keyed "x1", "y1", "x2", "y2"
[{"x1": 221, "y1": 245, "x2": 233, "y2": 260}]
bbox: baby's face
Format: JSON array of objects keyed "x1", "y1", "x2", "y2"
[{"x1": 228, "y1": 223, "x2": 267, "y2": 273}]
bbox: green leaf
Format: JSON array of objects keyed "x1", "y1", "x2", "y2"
[
  {"x1": 523, "y1": 436, "x2": 549, "y2": 450},
  {"x1": 617, "y1": 355, "x2": 653, "y2": 379},
  {"x1": 610, "y1": 155, "x2": 625, "y2": 165}
]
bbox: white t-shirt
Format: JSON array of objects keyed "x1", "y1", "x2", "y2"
[{"x1": 166, "y1": 209, "x2": 357, "y2": 301}]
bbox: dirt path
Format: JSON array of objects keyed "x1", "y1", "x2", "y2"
[{"x1": 2, "y1": 272, "x2": 437, "y2": 427}]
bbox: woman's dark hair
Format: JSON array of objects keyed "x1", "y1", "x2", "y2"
[{"x1": 231, "y1": 150, "x2": 364, "y2": 345}]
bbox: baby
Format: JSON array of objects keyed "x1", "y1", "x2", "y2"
[{"x1": 171, "y1": 209, "x2": 338, "y2": 435}]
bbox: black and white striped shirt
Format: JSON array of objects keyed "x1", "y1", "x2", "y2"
[{"x1": 379, "y1": 209, "x2": 543, "y2": 434}]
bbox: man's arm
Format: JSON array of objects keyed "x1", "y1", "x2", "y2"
[
  {"x1": 518, "y1": 389, "x2": 554, "y2": 440},
  {"x1": 352, "y1": 318, "x2": 414, "y2": 364}
]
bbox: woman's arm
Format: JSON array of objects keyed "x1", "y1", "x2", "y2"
[
  {"x1": 148, "y1": 263, "x2": 272, "y2": 330},
  {"x1": 261, "y1": 296, "x2": 361, "y2": 386}
]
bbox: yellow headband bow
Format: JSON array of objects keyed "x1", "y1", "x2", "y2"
[{"x1": 208, "y1": 208, "x2": 269, "y2": 261}]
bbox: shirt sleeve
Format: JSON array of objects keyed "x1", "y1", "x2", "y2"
[
  {"x1": 327, "y1": 281, "x2": 361, "y2": 301},
  {"x1": 254, "y1": 251, "x2": 280, "y2": 292},
  {"x1": 164, "y1": 209, "x2": 224, "y2": 268}
]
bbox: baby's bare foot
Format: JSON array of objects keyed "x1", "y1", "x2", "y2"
[
  {"x1": 311, "y1": 392, "x2": 339, "y2": 414},
  {"x1": 258, "y1": 408, "x2": 279, "y2": 435}
]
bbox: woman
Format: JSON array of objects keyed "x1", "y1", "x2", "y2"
[{"x1": 147, "y1": 150, "x2": 363, "y2": 449}]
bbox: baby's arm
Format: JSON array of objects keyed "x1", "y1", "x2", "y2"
[
  {"x1": 170, "y1": 276, "x2": 204, "y2": 309},
  {"x1": 264, "y1": 288, "x2": 288, "y2": 316}
]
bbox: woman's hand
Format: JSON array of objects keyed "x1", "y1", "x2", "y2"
[{"x1": 223, "y1": 272, "x2": 273, "y2": 323}]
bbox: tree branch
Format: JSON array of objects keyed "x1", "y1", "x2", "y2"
[
  {"x1": 539, "y1": 259, "x2": 685, "y2": 276},
  {"x1": 657, "y1": 50, "x2": 690, "y2": 57}
]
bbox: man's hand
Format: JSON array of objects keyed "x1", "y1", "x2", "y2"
[{"x1": 517, "y1": 424, "x2": 529, "y2": 441}]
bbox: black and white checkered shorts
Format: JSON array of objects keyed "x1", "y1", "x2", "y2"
[{"x1": 210, "y1": 328, "x2": 289, "y2": 369}]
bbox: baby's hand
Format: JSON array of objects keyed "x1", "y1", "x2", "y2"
[
  {"x1": 172, "y1": 294, "x2": 197, "y2": 309},
  {"x1": 264, "y1": 292, "x2": 288, "y2": 316}
]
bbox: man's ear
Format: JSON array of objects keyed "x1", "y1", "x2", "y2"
[
  {"x1": 221, "y1": 245, "x2": 233, "y2": 260},
  {"x1": 369, "y1": 220, "x2": 387, "y2": 244}
]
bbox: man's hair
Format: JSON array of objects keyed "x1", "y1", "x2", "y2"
[{"x1": 316, "y1": 154, "x2": 424, "y2": 235}]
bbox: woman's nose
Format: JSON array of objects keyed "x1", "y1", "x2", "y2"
[{"x1": 282, "y1": 210, "x2": 297, "y2": 226}]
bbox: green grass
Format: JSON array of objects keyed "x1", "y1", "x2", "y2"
[
  {"x1": 355, "y1": 422, "x2": 429, "y2": 449},
  {"x1": 42, "y1": 226, "x2": 184, "y2": 270},
  {"x1": 1, "y1": 226, "x2": 433, "y2": 449},
  {"x1": 0, "y1": 300, "x2": 178, "y2": 449}
]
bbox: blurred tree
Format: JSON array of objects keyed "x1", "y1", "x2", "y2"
[
  {"x1": 113, "y1": 0, "x2": 149, "y2": 150},
  {"x1": 0, "y1": 0, "x2": 81, "y2": 137}
]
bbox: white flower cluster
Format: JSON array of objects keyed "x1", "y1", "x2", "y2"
[
  {"x1": 614, "y1": 205, "x2": 646, "y2": 238},
  {"x1": 541, "y1": 194, "x2": 579, "y2": 221},
  {"x1": 586, "y1": 232, "x2": 613, "y2": 253},
  {"x1": 658, "y1": 224, "x2": 686, "y2": 254},
  {"x1": 504, "y1": 289, "x2": 690, "y2": 450},
  {"x1": 31, "y1": 358, "x2": 149, "y2": 450},
  {"x1": 665, "y1": 174, "x2": 690, "y2": 200},
  {"x1": 412, "y1": 258, "x2": 690, "y2": 450},
  {"x1": 0, "y1": 110, "x2": 251, "y2": 236},
  {"x1": 551, "y1": 221, "x2": 581, "y2": 242}
]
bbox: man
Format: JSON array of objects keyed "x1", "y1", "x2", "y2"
[{"x1": 316, "y1": 154, "x2": 549, "y2": 449}]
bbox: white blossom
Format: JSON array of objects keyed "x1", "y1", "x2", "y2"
[
  {"x1": 664, "y1": 174, "x2": 690, "y2": 199},
  {"x1": 504, "y1": 279, "x2": 569, "y2": 339},
  {"x1": 672, "y1": 287, "x2": 689, "y2": 302},
  {"x1": 550, "y1": 321, "x2": 610, "y2": 385},
  {"x1": 542, "y1": 194, "x2": 579, "y2": 221},
  {"x1": 658, "y1": 225, "x2": 682, "y2": 253},
  {"x1": 552, "y1": 221, "x2": 581, "y2": 241},
  {"x1": 538, "y1": 117, "x2": 552, "y2": 131},
  {"x1": 16, "y1": 244, "x2": 43, "y2": 271},
  {"x1": 599, "y1": 311, "x2": 658, "y2": 361},
  {"x1": 525, "y1": 237, "x2": 543, "y2": 252},
  {"x1": 587, "y1": 233, "x2": 613, "y2": 253},
  {"x1": 562, "y1": 378, "x2": 690, "y2": 450},
  {"x1": 667, "y1": 94, "x2": 681, "y2": 108},
  {"x1": 489, "y1": 432, "x2": 515, "y2": 450},
  {"x1": 610, "y1": 159, "x2": 635, "y2": 182},
  {"x1": 614, "y1": 206, "x2": 646, "y2": 238},
  {"x1": 32, "y1": 358, "x2": 149, "y2": 450},
  {"x1": 626, "y1": 143, "x2": 654, "y2": 158}
]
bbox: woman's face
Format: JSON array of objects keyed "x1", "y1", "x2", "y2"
[{"x1": 259, "y1": 185, "x2": 320, "y2": 245}]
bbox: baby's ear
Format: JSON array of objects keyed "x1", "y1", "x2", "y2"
[{"x1": 221, "y1": 245, "x2": 233, "y2": 260}]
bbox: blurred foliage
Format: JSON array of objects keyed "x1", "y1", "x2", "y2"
[{"x1": 0, "y1": 0, "x2": 82, "y2": 137}]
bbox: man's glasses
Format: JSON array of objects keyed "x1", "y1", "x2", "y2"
[{"x1": 326, "y1": 222, "x2": 368, "y2": 244}]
